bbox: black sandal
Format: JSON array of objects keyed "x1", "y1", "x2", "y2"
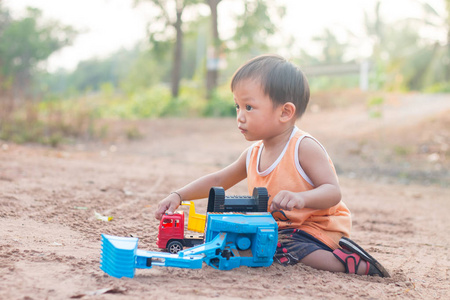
[
  {"x1": 338, "y1": 236, "x2": 390, "y2": 277},
  {"x1": 333, "y1": 248, "x2": 367, "y2": 274}
]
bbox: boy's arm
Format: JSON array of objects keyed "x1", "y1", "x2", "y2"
[
  {"x1": 154, "y1": 149, "x2": 248, "y2": 219},
  {"x1": 270, "y1": 137, "x2": 341, "y2": 211}
]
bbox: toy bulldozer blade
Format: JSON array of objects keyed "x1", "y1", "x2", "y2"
[
  {"x1": 100, "y1": 234, "x2": 204, "y2": 278},
  {"x1": 100, "y1": 235, "x2": 139, "y2": 278}
]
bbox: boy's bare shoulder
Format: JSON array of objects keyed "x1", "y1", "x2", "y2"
[
  {"x1": 298, "y1": 136, "x2": 323, "y2": 151},
  {"x1": 298, "y1": 137, "x2": 329, "y2": 162}
]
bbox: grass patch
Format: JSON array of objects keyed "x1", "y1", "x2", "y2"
[{"x1": 0, "y1": 83, "x2": 236, "y2": 146}]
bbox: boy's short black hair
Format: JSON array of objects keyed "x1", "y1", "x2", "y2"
[{"x1": 231, "y1": 54, "x2": 310, "y2": 118}]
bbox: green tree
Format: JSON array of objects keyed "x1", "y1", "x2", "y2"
[
  {"x1": 360, "y1": 0, "x2": 388, "y2": 90},
  {"x1": 134, "y1": 0, "x2": 202, "y2": 98},
  {"x1": 231, "y1": 0, "x2": 285, "y2": 53},
  {"x1": 119, "y1": 45, "x2": 170, "y2": 94},
  {"x1": 0, "y1": 2, "x2": 12, "y2": 96},
  {"x1": 364, "y1": 1, "x2": 384, "y2": 59},
  {"x1": 406, "y1": 0, "x2": 450, "y2": 90},
  {"x1": 67, "y1": 47, "x2": 139, "y2": 93},
  {"x1": 0, "y1": 6, "x2": 76, "y2": 103},
  {"x1": 360, "y1": 0, "x2": 449, "y2": 91},
  {"x1": 205, "y1": 0, "x2": 221, "y2": 99},
  {"x1": 205, "y1": 0, "x2": 285, "y2": 96},
  {"x1": 311, "y1": 28, "x2": 348, "y2": 64}
]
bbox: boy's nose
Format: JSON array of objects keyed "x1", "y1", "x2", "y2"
[{"x1": 237, "y1": 110, "x2": 245, "y2": 122}]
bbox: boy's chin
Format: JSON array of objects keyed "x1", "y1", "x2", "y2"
[
  {"x1": 243, "y1": 135, "x2": 258, "y2": 142},
  {"x1": 240, "y1": 130, "x2": 259, "y2": 141}
]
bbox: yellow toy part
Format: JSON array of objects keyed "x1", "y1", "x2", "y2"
[{"x1": 181, "y1": 201, "x2": 206, "y2": 233}]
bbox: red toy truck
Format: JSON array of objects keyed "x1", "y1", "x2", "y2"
[
  {"x1": 156, "y1": 212, "x2": 204, "y2": 253},
  {"x1": 156, "y1": 201, "x2": 206, "y2": 253}
]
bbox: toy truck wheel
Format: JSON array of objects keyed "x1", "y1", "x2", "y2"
[
  {"x1": 253, "y1": 187, "x2": 269, "y2": 212},
  {"x1": 167, "y1": 241, "x2": 183, "y2": 254}
]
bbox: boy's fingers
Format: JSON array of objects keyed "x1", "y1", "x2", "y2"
[
  {"x1": 154, "y1": 197, "x2": 180, "y2": 220},
  {"x1": 154, "y1": 209, "x2": 163, "y2": 220},
  {"x1": 154, "y1": 204, "x2": 168, "y2": 220},
  {"x1": 270, "y1": 201, "x2": 279, "y2": 211},
  {"x1": 167, "y1": 202, "x2": 178, "y2": 215}
]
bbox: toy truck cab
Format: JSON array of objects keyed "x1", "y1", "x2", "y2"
[
  {"x1": 156, "y1": 212, "x2": 203, "y2": 253},
  {"x1": 156, "y1": 213, "x2": 184, "y2": 250}
]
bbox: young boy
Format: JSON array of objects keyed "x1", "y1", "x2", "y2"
[{"x1": 155, "y1": 54, "x2": 389, "y2": 277}]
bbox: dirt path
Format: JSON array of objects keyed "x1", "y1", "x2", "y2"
[{"x1": 0, "y1": 93, "x2": 449, "y2": 299}]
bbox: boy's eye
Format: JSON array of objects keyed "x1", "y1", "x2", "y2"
[
  {"x1": 245, "y1": 105, "x2": 253, "y2": 111},
  {"x1": 235, "y1": 104, "x2": 239, "y2": 110}
]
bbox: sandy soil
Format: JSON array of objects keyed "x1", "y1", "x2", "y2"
[{"x1": 0, "y1": 93, "x2": 449, "y2": 299}]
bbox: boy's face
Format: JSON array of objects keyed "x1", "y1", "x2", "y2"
[{"x1": 233, "y1": 79, "x2": 283, "y2": 141}]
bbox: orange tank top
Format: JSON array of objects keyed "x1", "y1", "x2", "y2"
[{"x1": 246, "y1": 127, "x2": 351, "y2": 249}]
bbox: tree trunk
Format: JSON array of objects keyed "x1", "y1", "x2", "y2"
[
  {"x1": 171, "y1": 8, "x2": 183, "y2": 98},
  {"x1": 206, "y1": 0, "x2": 221, "y2": 99},
  {"x1": 446, "y1": 12, "x2": 450, "y2": 82}
]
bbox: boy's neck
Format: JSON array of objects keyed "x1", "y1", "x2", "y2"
[{"x1": 262, "y1": 124, "x2": 296, "y2": 151}]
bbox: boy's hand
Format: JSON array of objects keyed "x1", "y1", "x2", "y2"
[
  {"x1": 270, "y1": 190, "x2": 305, "y2": 211},
  {"x1": 154, "y1": 194, "x2": 181, "y2": 220}
]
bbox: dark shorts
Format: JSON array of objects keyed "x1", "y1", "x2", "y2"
[{"x1": 274, "y1": 229, "x2": 333, "y2": 266}]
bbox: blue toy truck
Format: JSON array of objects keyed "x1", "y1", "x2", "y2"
[{"x1": 100, "y1": 187, "x2": 277, "y2": 278}]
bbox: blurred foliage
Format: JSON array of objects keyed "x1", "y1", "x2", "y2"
[
  {"x1": 367, "y1": 96, "x2": 385, "y2": 118},
  {"x1": 0, "y1": 5, "x2": 76, "y2": 99},
  {"x1": 365, "y1": 0, "x2": 450, "y2": 91},
  {"x1": 202, "y1": 84, "x2": 236, "y2": 117},
  {"x1": 0, "y1": 0, "x2": 449, "y2": 146},
  {"x1": 311, "y1": 28, "x2": 348, "y2": 64},
  {"x1": 0, "y1": 98, "x2": 106, "y2": 147},
  {"x1": 232, "y1": 0, "x2": 285, "y2": 53}
]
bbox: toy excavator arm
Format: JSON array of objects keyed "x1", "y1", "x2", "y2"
[{"x1": 100, "y1": 232, "x2": 228, "y2": 278}]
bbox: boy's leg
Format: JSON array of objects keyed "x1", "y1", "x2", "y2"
[
  {"x1": 299, "y1": 249, "x2": 345, "y2": 272},
  {"x1": 300, "y1": 249, "x2": 368, "y2": 274},
  {"x1": 274, "y1": 229, "x2": 338, "y2": 268},
  {"x1": 274, "y1": 229, "x2": 380, "y2": 276}
]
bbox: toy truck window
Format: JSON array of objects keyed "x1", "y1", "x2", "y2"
[
  {"x1": 174, "y1": 220, "x2": 180, "y2": 228},
  {"x1": 162, "y1": 219, "x2": 173, "y2": 228}
]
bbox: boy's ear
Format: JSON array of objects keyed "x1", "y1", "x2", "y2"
[{"x1": 280, "y1": 102, "x2": 296, "y2": 122}]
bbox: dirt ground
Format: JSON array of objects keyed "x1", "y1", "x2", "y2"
[{"x1": 0, "y1": 93, "x2": 449, "y2": 299}]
